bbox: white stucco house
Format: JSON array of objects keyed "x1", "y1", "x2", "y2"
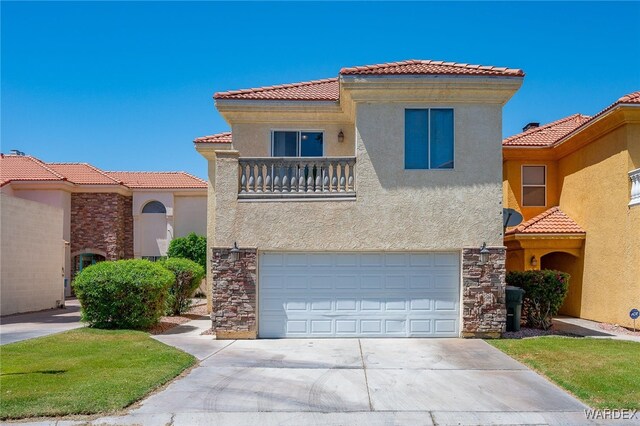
[
  {"x1": 0, "y1": 154, "x2": 207, "y2": 314},
  {"x1": 195, "y1": 59, "x2": 524, "y2": 339}
]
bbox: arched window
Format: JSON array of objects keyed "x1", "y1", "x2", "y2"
[{"x1": 142, "y1": 200, "x2": 166, "y2": 214}]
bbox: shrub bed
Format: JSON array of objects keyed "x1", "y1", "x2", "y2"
[
  {"x1": 73, "y1": 259, "x2": 175, "y2": 329},
  {"x1": 167, "y1": 232, "x2": 207, "y2": 269},
  {"x1": 506, "y1": 269, "x2": 570, "y2": 330},
  {"x1": 159, "y1": 258, "x2": 205, "y2": 315}
]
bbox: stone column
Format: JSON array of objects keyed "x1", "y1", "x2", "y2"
[
  {"x1": 461, "y1": 246, "x2": 507, "y2": 338},
  {"x1": 211, "y1": 247, "x2": 258, "y2": 339}
]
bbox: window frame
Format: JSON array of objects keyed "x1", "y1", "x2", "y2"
[
  {"x1": 521, "y1": 164, "x2": 547, "y2": 207},
  {"x1": 270, "y1": 130, "x2": 325, "y2": 157},
  {"x1": 404, "y1": 108, "x2": 455, "y2": 170}
]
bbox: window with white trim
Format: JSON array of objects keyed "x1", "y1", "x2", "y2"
[
  {"x1": 522, "y1": 165, "x2": 546, "y2": 207},
  {"x1": 404, "y1": 109, "x2": 454, "y2": 169},
  {"x1": 272, "y1": 131, "x2": 323, "y2": 157}
]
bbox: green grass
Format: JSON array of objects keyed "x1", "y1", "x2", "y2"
[
  {"x1": 489, "y1": 337, "x2": 640, "y2": 409},
  {"x1": 0, "y1": 328, "x2": 195, "y2": 419}
]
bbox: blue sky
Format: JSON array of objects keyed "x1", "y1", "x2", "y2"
[{"x1": 2, "y1": 2, "x2": 639, "y2": 179}]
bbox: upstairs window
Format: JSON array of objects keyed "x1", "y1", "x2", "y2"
[
  {"x1": 272, "y1": 131, "x2": 323, "y2": 157},
  {"x1": 522, "y1": 165, "x2": 546, "y2": 207},
  {"x1": 405, "y1": 109, "x2": 454, "y2": 169},
  {"x1": 141, "y1": 200, "x2": 166, "y2": 214}
]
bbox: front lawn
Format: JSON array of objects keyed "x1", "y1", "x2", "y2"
[
  {"x1": 489, "y1": 337, "x2": 640, "y2": 409},
  {"x1": 0, "y1": 328, "x2": 195, "y2": 419}
]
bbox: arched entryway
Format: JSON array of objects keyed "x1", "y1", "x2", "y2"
[
  {"x1": 540, "y1": 251, "x2": 583, "y2": 317},
  {"x1": 140, "y1": 200, "x2": 168, "y2": 261}
]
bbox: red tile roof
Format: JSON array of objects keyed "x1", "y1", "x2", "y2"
[
  {"x1": 214, "y1": 78, "x2": 339, "y2": 101},
  {"x1": 0, "y1": 155, "x2": 65, "y2": 186},
  {"x1": 213, "y1": 59, "x2": 524, "y2": 101},
  {"x1": 340, "y1": 59, "x2": 524, "y2": 77},
  {"x1": 504, "y1": 90, "x2": 639, "y2": 148},
  {"x1": 47, "y1": 163, "x2": 122, "y2": 185},
  {"x1": 505, "y1": 207, "x2": 585, "y2": 235},
  {"x1": 194, "y1": 132, "x2": 232, "y2": 144},
  {"x1": 105, "y1": 171, "x2": 207, "y2": 189},
  {"x1": 1, "y1": 154, "x2": 206, "y2": 190},
  {"x1": 502, "y1": 114, "x2": 591, "y2": 147}
]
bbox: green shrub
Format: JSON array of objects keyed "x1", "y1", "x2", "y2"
[
  {"x1": 158, "y1": 258, "x2": 205, "y2": 315},
  {"x1": 506, "y1": 269, "x2": 570, "y2": 330},
  {"x1": 72, "y1": 259, "x2": 174, "y2": 329},
  {"x1": 167, "y1": 232, "x2": 206, "y2": 269}
]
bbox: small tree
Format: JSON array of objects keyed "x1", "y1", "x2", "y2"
[
  {"x1": 159, "y1": 258, "x2": 205, "y2": 315},
  {"x1": 167, "y1": 232, "x2": 206, "y2": 269},
  {"x1": 506, "y1": 270, "x2": 570, "y2": 330},
  {"x1": 73, "y1": 259, "x2": 174, "y2": 329}
]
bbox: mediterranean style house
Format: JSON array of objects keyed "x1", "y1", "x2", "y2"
[
  {"x1": 195, "y1": 59, "x2": 524, "y2": 339},
  {"x1": 0, "y1": 153, "x2": 206, "y2": 314},
  {"x1": 503, "y1": 91, "x2": 640, "y2": 328}
]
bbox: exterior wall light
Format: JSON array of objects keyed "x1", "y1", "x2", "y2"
[
  {"x1": 338, "y1": 130, "x2": 345, "y2": 143},
  {"x1": 530, "y1": 255, "x2": 538, "y2": 267},
  {"x1": 230, "y1": 242, "x2": 241, "y2": 262},
  {"x1": 479, "y1": 242, "x2": 490, "y2": 265}
]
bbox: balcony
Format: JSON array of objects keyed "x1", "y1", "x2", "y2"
[
  {"x1": 630, "y1": 168, "x2": 640, "y2": 207},
  {"x1": 238, "y1": 157, "x2": 356, "y2": 200}
]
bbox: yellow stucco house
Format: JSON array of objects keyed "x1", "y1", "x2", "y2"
[{"x1": 502, "y1": 91, "x2": 640, "y2": 328}]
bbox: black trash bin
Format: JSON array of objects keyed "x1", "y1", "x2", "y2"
[{"x1": 505, "y1": 286, "x2": 525, "y2": 332}]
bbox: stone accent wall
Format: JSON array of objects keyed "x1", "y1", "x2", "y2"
[
  {"x1": 70, "y1": 193, "x2": 134, "y2": 264},
  {"x1": 462, "y1": 247, "x2": 507, "y2": 338},
  {"x1": 211, "y1": 247, "x2": 257, "y2": 339}
]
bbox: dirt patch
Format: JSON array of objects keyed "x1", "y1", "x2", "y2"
[
  {"x1": 597, "y1": 322, "x2": 640, "y2": 336},
  {"x1": 502, "y1": 327, "x2": 580, "y2": 339},
  {"x1": 148, "y1": 303, "x2": 209, "y2": 335},
  {"x1": 200, "y1": 328, "x2": 214, "y2": 336}
]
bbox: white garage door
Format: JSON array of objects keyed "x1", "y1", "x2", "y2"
[{"x1": 259, "y1": 252, "x2": 460, "y2": 338}]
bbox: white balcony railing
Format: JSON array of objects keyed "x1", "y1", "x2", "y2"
[
  {"x1": 630, "y1": 168, "x2": 640, "y2": 207},
  {"x1": 238, "y1": 157, "x2": 356, "y2": 199}
]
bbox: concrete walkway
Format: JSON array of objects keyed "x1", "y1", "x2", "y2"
[
  {"x1": 554, "y1": 316, "x2": 640, "y2": 343},
  {"x1": 0, "y1": 299, "x2": 82, "y2": 345}
]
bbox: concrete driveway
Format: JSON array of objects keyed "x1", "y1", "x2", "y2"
[
  {"x1": 0, "y1": 299, "x2": 82, "y2": 345},
  {"x1": 93, "y1": 337, "x2": 591, "y2": 426}
]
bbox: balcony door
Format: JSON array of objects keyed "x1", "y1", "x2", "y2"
[{"x1": 272, "y1": 131, "x2": 323, "y2": 157}]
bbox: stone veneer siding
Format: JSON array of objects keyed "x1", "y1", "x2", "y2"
[
  {"x1": 70, "y1": 193, "x2": 134, "y2": 263},
  {"x1": 461, "y1": 247, "x2": 507, "y2": 338},
  {"x1": 211, "y1": 247, "x2": 257, "y2": 339}
]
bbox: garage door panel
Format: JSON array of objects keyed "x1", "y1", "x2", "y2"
[{"x1": 259, "y1": 252, "x2": 460, "y2": 338}]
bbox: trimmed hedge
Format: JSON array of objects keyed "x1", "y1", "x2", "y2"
[
  {"x1": 159, "y1": 258, "x2": 205, "y2": 315},
  {"x1": 73, "y1": 259, "x2": 174, "y2": 329},
  {"x1": 167, "y1": 233, "x2": 206, "y2": 269},
  {"x1": 506, "y1": 269, "x2": 570, "y2": 330}
]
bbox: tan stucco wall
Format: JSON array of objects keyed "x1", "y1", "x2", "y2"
[
  {"x1": 1, "y1": 194, "x2": 65, "y2": 315},
  {"x1": 210, "y1": 102, "x2": 505, "y2": 251},
  {"x1": 174, "y1": 195, "x2": 207, "y2": 237},
  {"x1": 557, "y1": 123, "x2": 640, "y2": 327},
  {"x1": 11, "y1": 189, "x2": 72, "y2": 296}
]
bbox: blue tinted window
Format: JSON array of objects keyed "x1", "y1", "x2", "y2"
[
  {"x1": 430, "y1": 109, "x2": 454, "y2": 169},
  {"x1": 405, "y1": 109, "x2": 429, "y2": 169},
  {"x1": 300, "y1": 132, "x2": 323, "y2": 157},
  {"x1": 273, "y1": 131, "x2": 297, "y2": 156},
  {"x1": 142, "y1": 201, "x2": 166, "y2": 214}
]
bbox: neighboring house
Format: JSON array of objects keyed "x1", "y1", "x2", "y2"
[
  {"x1": 0, "y1": 153, "x2": 207, "y2": 304},
  {"x1": 503, "y1": 91, "x2": 640, "y2": 328},
  {"x1": 195, "y1": 59, "x2": 524, "y2": 339}
]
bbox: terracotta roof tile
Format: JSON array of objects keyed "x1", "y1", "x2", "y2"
[
  {"x1": 502, "y1": 114, "x2": 591, "y2": 147},
  {"x1": 0, "y1": 155, "x2": 65, "y2": 187},
  {"x1": 214, "y1": 78, "x2": 339, "y2": 101},
  {"x1": 194, "y1": 132, "x2": 232, "y2": 144},
  {"x1": 340, "y1": 59, "x2": 524, "y2": 77},
  {"x1": 505, "y1": 207, "x2": 585, "y2": 235},
  {"x1": 47, "y1": 163, "x2": 122, "y2": 185},
  {"x1": 105, "y1": 171, "x2": 207, "y2": 189}
]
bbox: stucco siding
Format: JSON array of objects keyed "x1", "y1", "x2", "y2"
[
  {"x1": 1, "y1": 194, "x2": 65, "y2": 315},
  {"x1": 558, "y1": 124, "x2": 639, "y2": 327},
  {"x1": 212, "y1": 102, "x2": 504, "y2": 250},
  {"x1": 174, "y1": 195, "x2": 207, "y2": 237}
]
